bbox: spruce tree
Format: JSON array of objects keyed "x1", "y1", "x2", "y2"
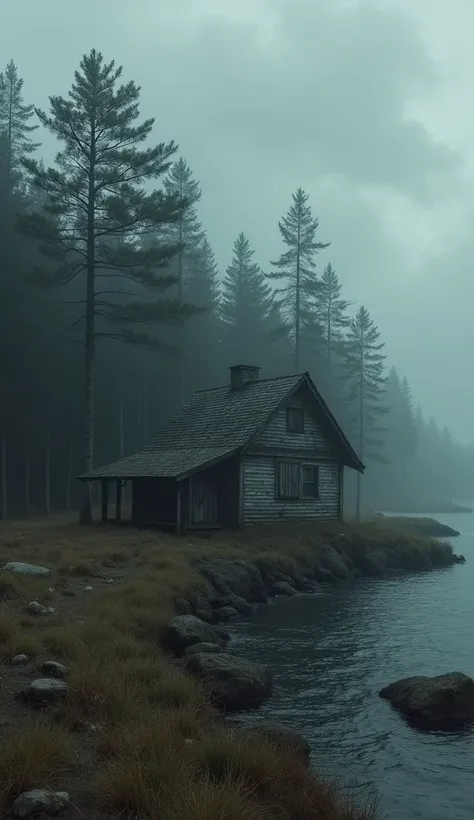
[
  {"x1": 316, "y1": 263, "x2": 351, "y2": 377},
  {"x1": 266, "y1": 188, "x2": 329, "y2": 369},
  {"x1": 342, "y1": 305, "x2": 387, "y2": 518},
  {"x1": 17, "y1": 49, "x2": 194, "y2": 523},
  {"x1": 221, "y1": 232, "x2": 274, "y2": 364},
  {"x1": 0, "y1": 60, "x2": 40, "y2": 188}
]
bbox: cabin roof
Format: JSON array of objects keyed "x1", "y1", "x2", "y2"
[{"x1": 78, "y1": 371, "x2": 364, "y2": 481}]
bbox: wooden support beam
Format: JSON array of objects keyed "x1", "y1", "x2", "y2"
[
  {"x1": 176, "y1": 482, "x2": 182, "y2": 535},
  {"x1": 115, "y1": 480, "x2": 122, "y2": 523},
  {"x1": 101, "y1": 481, "x2": 108, "y2": 523}
]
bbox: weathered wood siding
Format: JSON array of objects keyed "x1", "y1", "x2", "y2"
[
  {"x1": 241, "y1": 456, "x2": 341, "y2": 525},
  {"x1": 249, "y1": 390, "x2": 333, "y2": 456}
]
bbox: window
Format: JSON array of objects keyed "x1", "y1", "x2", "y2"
[
  {"x1": 276, "y1": 461, "x2": 320, "y2": 500},
  {"x1": 286, "y1": 407, "x2": 304, "y2": 433},
  {"x1": 276, "y1": 461, "x2": 300, "y2": 499},
  {"x1": 302, "y1": 465, "x2": 319, "y2": 498}
]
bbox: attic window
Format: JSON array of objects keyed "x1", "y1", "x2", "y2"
[{"x1": 286, "y1": 407, "x2": 304, "y2": 433}]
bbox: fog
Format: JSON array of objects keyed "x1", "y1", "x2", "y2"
[{"x1": 1, "y1": 0, "x2": 473, "y2": 516}]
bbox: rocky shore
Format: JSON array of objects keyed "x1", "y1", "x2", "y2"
[{"x1": 165, "y1": 534, "x2": 465, "y2": 713}]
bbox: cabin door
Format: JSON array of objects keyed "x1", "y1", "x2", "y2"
[{"x1": 191, "y1": 473, "x2": 218, "y2": 525}]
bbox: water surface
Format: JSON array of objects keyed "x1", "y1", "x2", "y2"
[{"x1": 231, "y1": 511, "x2": 474, "y2": 820}]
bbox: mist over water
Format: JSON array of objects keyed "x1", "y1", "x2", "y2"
[{"x1": 231, "y1": 511, "x2": 474, "y2": 820}]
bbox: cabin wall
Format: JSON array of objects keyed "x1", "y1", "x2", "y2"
[
  {"x1": 181, "y1": 457, "x2": 240, "y2": 530},
  {"x1": 249, "y1": 388, "x2": 333, "y2": 456},
  {"x1": 241, "y1": 456, "x2": 341, "y2": 526}
]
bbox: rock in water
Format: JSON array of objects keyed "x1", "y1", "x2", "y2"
[
  {"x1": 12, "y1": 790, "x2": 69, "y2": 819},
  {"x1": 24, "y1": 678, "x2": 69, "y2": 704},
  {"x1": 213, "y1": 606, "x2": 239, "y2": 621},
  {"x1": 187, "y1": 652, "x2": 272, "y2": 711},
  {"x1": 379, "y1": 672, "x2": 474, "y2": 729},
  {"x1": 272, "y1": 581, "x2": 297, "y2": 597},
  {"x1": 3, "y1": 561, "x2": 51, "y2": 578},
  {"x1": 163, "y1": 615, "x2": 229, "y2": 653}
]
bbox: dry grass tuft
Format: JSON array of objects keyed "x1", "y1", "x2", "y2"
[
  {"x1": 0, "y1": 719, "x2": 72, "y2": 804},
  {"x1": 160, "y1": 774, "x2": 271, "y2": 820}
]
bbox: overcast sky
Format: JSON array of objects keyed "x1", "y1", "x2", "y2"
[{"x1": 2, "y1": 0, "x2": 473, "y2": 442}]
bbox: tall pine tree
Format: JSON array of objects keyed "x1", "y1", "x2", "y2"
[
  {"x1": 221, "y1": 232, "x2": 274, "y2": 365},
  {"x1": 0, "y1": 60, "x2": 40, "y2": 189},
  {"x1": 342, "y1": 305, "x2": 387, "y2": 518},
  {"x1": 163, "y1": 156, "x2": 205, "y2": 401},
  {"x1": 266, "y1": 188, "x2": 329, "y2": 369},
  {"x1": 17, "y1": 49, "x2": 194, "y2": 523},
  {"x1": 316, "y1": 263, "x2": 351, "y2": 378}
]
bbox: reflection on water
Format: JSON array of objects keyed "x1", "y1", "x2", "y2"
[{"x1": 230, "y1": 512, "x2": 474, "y2": 820}]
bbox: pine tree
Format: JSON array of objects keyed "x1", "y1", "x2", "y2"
[
  {"x1": 342, "y1": 305, "x2": 387, "y2": 518},
  {"x1": 163, "y1": 157, "x2": 206, "y2": 401},
  {"x1": 17, "y1": 49, "x2": 195, "y2": 523},
  {"x1": 183, "y1": 235, "x2": 222, "y2": 395},
  {"x1": 221, "y1": 232, "x2": 274, "y2": 364},
  {"x1": 316, "y1": 263, "x2": 351, "y2": 377},
  {"x1": 266, "y1": 188, "x2": 329, "y2": 369},
  {"x1": 0, "y1": 60, "x2": 40, "y2": 189}
]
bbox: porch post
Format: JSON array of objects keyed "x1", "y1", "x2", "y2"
[
  {"x1": 115, "y1": 480, "x2": 122, "y2": 523},
  {"x1": 176, "y1": 481, "x2": 182, "y2": 535},
  {"x1": 101, "y1": 481, "x2": 108, "y2": 522}
]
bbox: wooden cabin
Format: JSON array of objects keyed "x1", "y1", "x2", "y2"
[{"x1": 78, "y1": 365, "x2": 364, "y2": 531}]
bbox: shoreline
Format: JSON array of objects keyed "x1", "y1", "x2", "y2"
[{"x1": 0, "y1": 516, "x2": 466, "y2": 820}]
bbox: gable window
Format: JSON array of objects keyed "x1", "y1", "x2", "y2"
[
  {"x1": 276, "y1": 461, "x2": 300, "y2": 499},
  {"x1": 302, "y1": 465, "x2": 319, "y2": 498},
  {"x1": 286, "y1": 407, "x2": 304, "y2": 433}
]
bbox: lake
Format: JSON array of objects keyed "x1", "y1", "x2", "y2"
[{"x1": 230, "y1": 511, "x2": 474, "y2": 820}]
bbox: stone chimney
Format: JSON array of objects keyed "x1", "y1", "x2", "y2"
[{"x1": 230, "y1": 365, "x2": 260, "y2": 390}]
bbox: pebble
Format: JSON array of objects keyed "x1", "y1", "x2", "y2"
[
  {"x1": 26, "y1": 601, "x2": 55, "y2": 616},
  {"x1": 24, "y1": 678, "x2": 69, "y2": 704},
  {"x1": 84, "y1": 585, "x2": 93, "y2": 591},
  {"x1": 11, "y1": 654, "x2": 29, "y2": 665},
  {"x1": 39, "y1": 661, "x2": 68, "y2": 679}
]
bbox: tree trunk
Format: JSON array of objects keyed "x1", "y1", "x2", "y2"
[
  {"x1": 0, "y1": 436, "x2": 7, "y2": 519},
  {"x1": 137, "y1": 387, "x2": 143, "y2": 450},
  {"x1": 66, "y1": 439, "x2": 73, "y2": 510},
  {"x1": 119, "y1": 372, "x2": 125, "y2": 460},
  {"x1": 45, "y1": 430, "x2": 51, "y2": 514},
  {"x1": 295, "y1": 240, "x2": 301, "y2": 371},
  {"x1": 25, "y1": 455, "x2": 30, "y2": 515},
  {"x1": 79, "y1": 125, "x2": 96, "y2": 525}
]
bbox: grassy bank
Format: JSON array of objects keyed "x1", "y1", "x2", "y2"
[{"x1": 0, "y1": 515, "x2": 459, "y2": 820}]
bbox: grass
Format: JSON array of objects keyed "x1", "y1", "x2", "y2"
[
  {"x1": 0, "y1": 512, "x2": 448, "y2": 819},
  {"x1": 0, "y1": 719, "x2": 72, "y2": 803}
]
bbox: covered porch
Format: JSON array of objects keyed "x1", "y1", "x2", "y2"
[{"x1": 95, "y1": 454, "x2": 241, "y2": 532}]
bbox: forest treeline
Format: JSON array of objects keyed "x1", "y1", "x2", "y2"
[{"x1": 0, "y1": 51, "x2": 473, "y2": 519}]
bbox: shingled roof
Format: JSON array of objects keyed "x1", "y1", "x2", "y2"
[{"x1": 78, "y1": 370, "x2": 364, "y2": 481}]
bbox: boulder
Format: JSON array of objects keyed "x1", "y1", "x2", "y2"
[
  {"x1": 39, "y1": 661, "x2": 68, "y2": 679},
  {"x1": 12, "y1": 790, "x2": 70, "y2": 819},
  {"x1": 216, "y1": 594, "x2": 253, "y2": 614},
  {"x1": 187, "y1": 652, "x2": 272, "y2": 711},
  {"x1": 379, "y1": 672, "x2": 474, "y2": 729},
  {"x1": 23, "y1": 678, "x2": 69, "y2": 705},
  {"x1": 213, "y1": 606, "x2": 239, "y2": 621},
  {"x1": 314, "y1": 567, "x2": 337, "y2": 584},
  {"x1": 272, "y1": 581, "x2": 297, "y2": 597},
  {"x1": 197, "y1": 559, "x2": 268, "y2": 603},
  {"x1": 185, "y1": 642, "x2": 222, "y2": 656},
  {"x1": 355, "y1": 550, "x2": 390, "y2": 576},
  {"x1": 174, "y1": 597, "x2": 193, "y2": 615},
  {"x1": 3, "y1": 562, "x2": 51, "y2": 578},
  {"x1": 238, "y1": 721, "x2": 311, "y2": 765},
  {"x1": 162, "y1": 615, "x2": 228, "y2": 654},
  {"x1": 319, "y1": 547, "x2": 350, "y2": 580}
]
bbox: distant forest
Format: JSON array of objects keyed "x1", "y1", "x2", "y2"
[{"x1": 0, "y1": 51, "x2": 473, "y2": 519}]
